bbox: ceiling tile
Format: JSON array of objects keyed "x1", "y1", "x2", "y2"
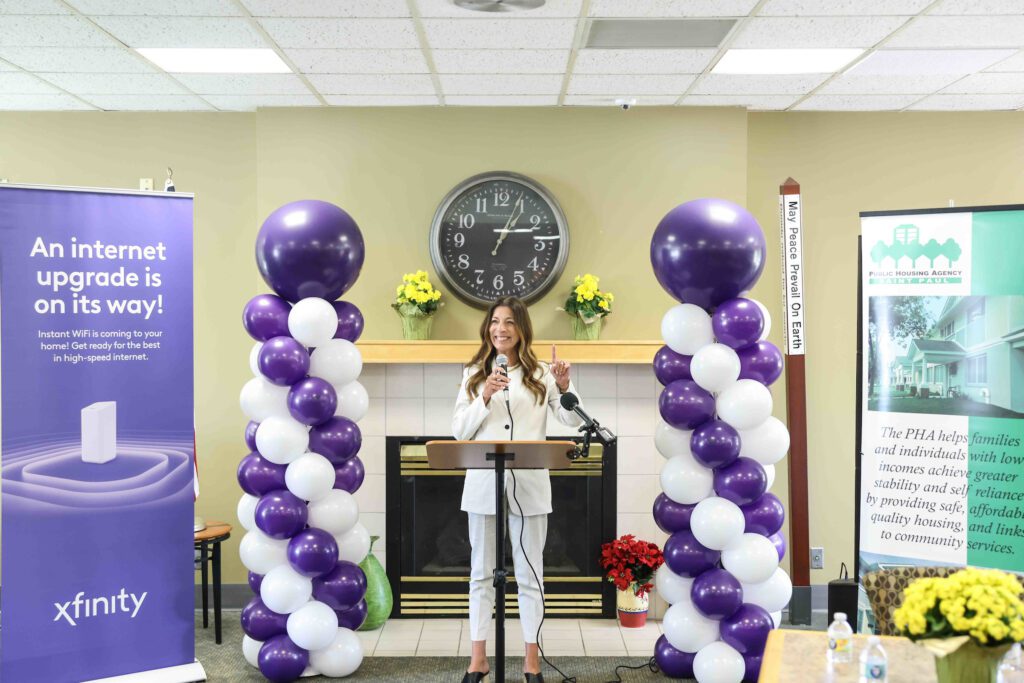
[
  {"x1": 930, "y1": 0, "x2": 1024, "y2": 14},
  {"x1": 692, "y1": 73, "x2": 828, "y2": 95},
  {"x1": 0, "y1": 47, "x2": 155, "y2": 73},
  {"x1": 204, "y1": 94, "x2": 321, "y2": 110},
  {"x1": 83, "y1": 94, "x2": 214, "y2": 110},
  {"x1": 307, "y1": 74, "x2": 436, "y2": 95},
  {"x1": 819, "y1": 73, "x2": 961, "y2": 94},
  {"x1": 259, "y1": 18, "x2": 420, "y2": 48},
  {"x1": 568, "y1": 74, "x2": 695, "y2": 94},
  {"x1": 848, "y1": 49, "x2": 1016, "y2": 76},
  {"x1": 759, "y1": 0, "x2": 931, "y2": 15},
  {"x1": 421, "y1": 19, "x2": 576, "y2": 49},
  {"x1": 0, "y1": 16, "x2": 115, "y2": 47},
  {"x1": 0, "y1": 60, "x2": 15, "y2": 71},
  {"x1": 67, "y1": 0, "x2": 241, "y2": 15},
  {"x1": 445, "y1": 95, "x2": 561, "y2": 106},
  {"x1": 439, "y1": 74, "x2": 563, "y2": 95},
  {"x1": 0, "y1": 93, "x2": 94, "y2": 110},
  {"x1": 241, "y1": 0, "x2": 410, "y2": 17},
  {"x1": 680, "y1": 94, "x2": 799, "y2": 109},
  {"x1": 324, "y1": 94, "x2": 438, "y2": 105},
  {"x1": 563, "y1": 94, "x2": 680, "y2": 105},
  {"x1": 793, "y1": 94, "x2": 920, "y2": 110},
  {"x1": 0, "y1": 72, "x2": 61, "y2": 94},
  {"x1": 173, "y1": 74, "x2": 312, "y2": 95},
  {"x1": 432, "y1": 49, "x2": 569, "y2": 74},
  {"x1": 732, "y1": 17, "x2": 909, "y2": 48},
  {"x1": 0, "y1": 0, "x2": 69, "y2": 13},
  {"x1": 886, "y1": 17, "x2": 1024, "y2": 48},
  {"x1": 588, "y1": 0, "x2": 759, "y2": 17},
  {"x1": 417, "y1": 0, "x2": 583, "y2": 18},
  {"x1": 985, "y1": 51, "x2": 1024, "y2": 72},
  {"x1": 573, "y1": 49, "x2": 715, "y2": 74},
  {"x1": 942, "y1": 72, "x2": 1024, "y2": 94},
  {"x1": 41, "y1": 73, "x2": 190, "y2": 95},
  {"x1": 286, "y1": 49, "x2": 428, "y2": 74},
  {"x1": 92, "y1": 17, "x2": 267, "y2": 48},
  {"x1": 909, "y1": 94, "x2": 1024, "y2": 110}
]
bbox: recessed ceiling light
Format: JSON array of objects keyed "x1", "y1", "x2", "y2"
[
  {"x1": 454, "y1": 0, "x2": 545, "y2": 11},
  {"x1": 135, "y1": 48, "x2": 291, "y2": 74},
  {"x1": 713, "y1": 49, "x2": 863, "y2": 75}
]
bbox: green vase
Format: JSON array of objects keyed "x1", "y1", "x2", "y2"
[
  {"x1": 400, "y1": 313, "x2": 434, "y2": 340},
  {"x1": 571, "y1": 315, "x2": 602, "y2": 341},
  {"x1": 934, "y1": 640, "x2": 1010, "y2": 683},
  {"x1": 358, "y1": 536, "x2": 392, "y2": 631}
]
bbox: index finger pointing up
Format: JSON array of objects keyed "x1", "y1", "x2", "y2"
[{"x1": 551, "y1": 344, "x2": 557, "y2": 365}]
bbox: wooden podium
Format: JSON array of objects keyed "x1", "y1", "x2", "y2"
[{"x1": 425, "y1": 440, "x2": 576, "y2": 683}]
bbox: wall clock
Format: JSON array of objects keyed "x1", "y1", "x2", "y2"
[{"x1": 429, "y1": 171, "x2": 569, "y2": 308}]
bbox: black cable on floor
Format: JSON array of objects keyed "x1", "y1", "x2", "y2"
[{"x1": 602, "y1": 656, "x2": 659, "y2": 683}]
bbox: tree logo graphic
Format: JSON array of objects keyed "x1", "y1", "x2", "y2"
[{"x1": 869, "y1": 224, "x2": 961, "y2": 268}]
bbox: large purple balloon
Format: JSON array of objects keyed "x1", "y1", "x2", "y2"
[
  {"x1": 691, "y1": 568, "x2": 743, "y2": 620},
  {"x1": 742, "y1": 493, "x2": 785, "y2": 537},
  {"x1": 287, "y1": 528, "x2": 339, "y2": 578},
  {"x1": 653, "y1": 493, "x2": 695, "y2": 534},
  {"x1": 744, "y1": 654, "x2": 764, "y2": 683},
  {"x1": 659, "y1": 380, "x2": 715, "y2": 430},
  {"x1": 650, "y1": 198, "x2": 767, "y2": 310},
  {"x1": 241, "y1": 596, "x2": 288, "y2": 641},
  {"x1": 248, "y1": 571, "x2": 264, "y2": 594},
  {"x1": 654, "y1": 635, "x2": 695, "y2": 679},
  {"x1": 334, "y1": 455, "x2": 365, "y2": 493},
  {"x1": 691, "y1": 419, "x2": 740, "y2": 469},
  {"x1": 243, "y1": 294, "x2": 292, "y2": 342},
  {"x1": 721, "y1": 603, "x2": 773, "y2": 656},
  {"x1": 313, "y1": 560, "x2": 367, "y2": 611},
  {"x1": 310, "y1": 416, "x2": 362, "y2": 464},
  {"x1": 663, "y1": 529, "x2": 720, "y2": 578},
  {"x1": 769, "y1": 531, "x2": 787, "y2": 562},
  {"x1": 258, "y1": 634, "x2": 308, "y2": 683},
  {"x1": 333, "y1": 301, "x2": 364, "y2": 342},
  {"x1": 714, "y1": 457, "x2": 768, "y2": 506},
  {"x1": 335, "y1": 598, "x2": 368, "y2": 631},
  {"x1": 712, "y1": 298, "x2": 764, "y2": 350},
  {"x1": 654, "y1": 345, "x2": 692, "y2": 386},
  {"x1": 738, "y1": 341, "x2": 784, "y2": 386},
  {"x1": 259, "y1": 336, "x2": 311, "y2": 387},
  {"x1": 256, "y1": 200, "x2": 365, "y2": 303},
  {"x1": 288, "y1": 377, "x2": 338, "y2": 426},
  {"x1": 245, "y1": 420, "x2": 260, "y2": 451},
  {"x1": 238, "y1": 452, "x2": 287, "y2": 497},
  {"x1": 255, "y1": 490, "x2": 308, "y2": 540}
]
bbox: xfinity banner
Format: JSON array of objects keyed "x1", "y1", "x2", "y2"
[
  {"x1": 0, "y1": 185, "x2": 196, "y2": 681},
  {"x1": 857, "y1": 204, "x2": 1024, "y2": 631}
]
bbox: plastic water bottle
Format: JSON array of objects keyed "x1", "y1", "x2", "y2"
[
  {"x1": 859, "y1": 636, "x2": 887, "y2": 682},
  {"x1": 827, "y1": 612, "x2": 853, "y2": 664}
]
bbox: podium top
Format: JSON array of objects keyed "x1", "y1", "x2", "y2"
[{"x1": 425, "y1": 440, "x2": 577, "y2": 470}]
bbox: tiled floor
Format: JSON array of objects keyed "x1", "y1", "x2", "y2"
[{"x1": 356, "y1": 618, "x2": 662, "y2": 658}]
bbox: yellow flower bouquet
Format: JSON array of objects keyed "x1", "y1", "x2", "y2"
[
  {"x1": 893, "y1": 568, "x2": 1024, "y2": 683},
  {"x1": 392, "y1": 270, "x2": 443, "y2": 340},
  {"x1": 562, "y1": 274, "x2": 613, "y2": 341}
]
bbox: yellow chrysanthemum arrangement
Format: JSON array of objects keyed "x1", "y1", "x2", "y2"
[
  {"x1": 563, "y1": 274, "x2": 614, "y2": 321},
  {"x1": 392, "y1": 270, "x2": 443, "y2": 317}
]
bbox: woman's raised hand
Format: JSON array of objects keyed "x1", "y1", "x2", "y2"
[{"x1": 551, "y1": 344, "x2": 571, "y2": 392}]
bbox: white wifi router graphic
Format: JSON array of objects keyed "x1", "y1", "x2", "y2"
[{"x1": 81, "y1": 401, "x2": 116, "y2": 464}]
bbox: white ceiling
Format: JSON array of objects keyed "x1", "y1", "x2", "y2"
[{"x1": 0, "y1": 0, "x2": 1023, "y2": 111}]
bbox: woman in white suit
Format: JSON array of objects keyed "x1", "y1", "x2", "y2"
[{"x1": 452, "y1": 296, "x2": 584, "y2": 683}]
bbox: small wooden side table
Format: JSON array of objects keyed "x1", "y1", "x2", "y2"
[
  {"x1": 759, "y1": 629, "x2": 937, "y2": 682},
  {"x1": 195, "y1": 521, "x2": 232, "y2": 644}
]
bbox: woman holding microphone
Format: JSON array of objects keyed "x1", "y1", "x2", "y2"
[{"x1": 452, "y1": 296, "x2": 584, "y2": 683}]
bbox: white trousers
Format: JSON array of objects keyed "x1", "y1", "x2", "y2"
[{"x1": 468, "y1": 510, "x2": 547, "y2": 643}]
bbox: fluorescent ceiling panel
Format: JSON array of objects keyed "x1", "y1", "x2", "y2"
[
  {"x1": 440, "y1": 74, "x2": 563, "y2": 95},
  {"x1": 0, "y1": 72, "x2": 61, "y2": 94},
  {"x1": 588, "y1": 0, "x2": 758, "y2": 17},
  {"x1": 432, "y1": 49, "x2": 569, "y2": 74},
  {"x1": 308, "y1": 74, "x2": 436, "y2": 95},
  {"x1": 0, "y1": 93, "x2": 94, "y2": 110},
  {"x1": 324, "y1": 94, "x2": 438, "y2": 105},
  {"x1": 137, "y1": 48, "x2": 290, "y2": 74},
  {"x1": 886, "y1": 17, "x2": 1024, "y2": 48},
  {"x1": 422, "y1": 19, "x2": 577, "y2": 49},
  {"x1": 909, "y1": 94, "x2": 1024, "y2": 110},
  {"x1": 286, "y1": 49, "x2": 429, "y2": 74},
  {"x1": 259, "y1": 18, "x2": 420, "y2": 49},
  {"x1": 417, "y1": 0, "x2": 583, "y2": 17},
  {"x1": 848, "y1": 49, "x2": 1016, "y2": 76},
  {"x1": 67, "y1": 0, "x2": 240, "y2": 15},
  {"x1": 0, "y1": 16, "x2": 113, "y2": 47},
  {"x1": 818, "y1": 73, "x2": 961, "y2": 95},
  {"x1": 568, "y1": 74, "x2": 696, "y2": 95},
  {"x1": 445, "y1": 95, "x2": 561, "y2": 106},
  {"x1": 562, "y1": 94, "x2": 680, "y2": 105},
  {"x1": 0, "y1": 47, "x2": 155, "y2": 73},
  {"x1": 942, "y1": 72, "x2": 1024, "y2": 94},
  {"x1": 930, "y1": 0, "x2": 1024, "y2": 14},
  {"x1": 0, "y1": 0, "x2": 68, "y2": 13},
  {"x1": 694, "y1": 73, "x2": 829, "y2": 95},
  {"x1": 83, "y1": 94, "x2": 214, "y2": 111},
  {"x1": 41, "y1": 73, "x2": 189, "y2": 95},
  {"x1": 574, "y1": 49, "x2": 715, "y2": 74},
  {"x1": 173, "y1": 74, "x2": 311, "y2": 95},
  {"x1": 793, "y1": 94, "x2": 920, "y2": 110},
  {"x1": 586, "y1": 19, "x2": 735, "y2": 49},
  {"x1": 93, "y1": 17, "x2": 266, "y2": 48},
  {"x1": 681, "y1": 94, "x2": 799, "y2": 110},
  {"x1": 759, "y1": 0, "x2": 931, "y2": 15},
  {"x1": 204, "y1": 94, "x2": 321, "y2": 110},
  {"x1": 241, "y1": 0, "x2": 410, "y2": 17},
  {"x1": 713, "y1": 49, "x2": 862, "y2": 74},
  {"x1": 732, "y1": 17, "x2": 908, "y2": 49}
]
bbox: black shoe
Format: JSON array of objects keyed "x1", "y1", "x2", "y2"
[
  {"x1": 462, "y1": 672, "x2": 489, "y2": 683},
  {"x1": 524, "y1": 673, "x2": 544, "y2": 683}
]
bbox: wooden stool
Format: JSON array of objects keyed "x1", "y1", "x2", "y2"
[{"x1": 194, "y1": 521, "x2": 231, "y2": 644}]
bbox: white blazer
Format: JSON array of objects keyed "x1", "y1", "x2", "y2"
[{"x1": 452, "y1": 362, "x2": 584, "y2": 516}]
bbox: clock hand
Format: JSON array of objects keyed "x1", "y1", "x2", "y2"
[{"x1": 491, "y1": 193, "x2": 524, "y2": 257}]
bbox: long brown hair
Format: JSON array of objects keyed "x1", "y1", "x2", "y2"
[{"x1": 465, "y1": 296, "x2": 546, "y2": 405}]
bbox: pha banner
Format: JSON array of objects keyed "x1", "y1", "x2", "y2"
[
  {"x1": 0, "y1": 185, "x2": 196, "y2": 681},
  {"x1": 857, "y1": 204, "x2": 1024, "y2": 631}
]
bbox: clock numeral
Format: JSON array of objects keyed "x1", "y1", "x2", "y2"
[
  {"x1": 493, "y1": 274, "x2": 504, "y2": 291},
  {"x1": 528, "y1": 257, "x2": 540, "y2": 272},
  {"x1": 514, "y1": 271, "x2": 525, "y2": 287},
  {"x1": 530, "y1": 215, "x2": 542, "y2": 227},
  {"x1": 458, "y1": 254, "x2": 470, "y2": 269},
  {"x1": 534, "y1": 239, "x2": 545, "y2": 252},
  {"x1": 494, "y1": 190, "x2": 510, "y2": 206},
  {"x1": 459, "y1": 214, "x2": 475, "y2": 229},
  {"x1": 453, "y1": 232, "x2": 465, "y2": 248},
  {"x1": 474, "y1": 269, "x2": 485, "y2": 285},
  {"x1": 475, "y1": 197, "x2": 488, "y2": 213}
]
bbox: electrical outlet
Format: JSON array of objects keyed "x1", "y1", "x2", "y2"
[
  {"x1": 810, "y1": 547, "x2": 825, "y2": 570},
  {"x1": 139, "y1": 178, "x2": 154, "y2": 191}
]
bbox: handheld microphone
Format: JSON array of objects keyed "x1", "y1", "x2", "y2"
[
  {"x1": 559, "y1": 392, "x2": 616, "y2": 445},
  {"x1": 495, "y1": 353, "x2": 510, "y2": 398}
]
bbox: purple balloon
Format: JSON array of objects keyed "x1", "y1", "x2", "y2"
[
  {"x1": 663, "y1": 529, "x2": 720, "y2": 578},
  {"x1": 769, "y1": 532, "x2": 787, "y2": 562},
  {"x1": 744, "y1": 654, "x2": 764, "y2": 683},
  {"x1": 243, "y1": 294, "x2": 292, "y2": 342},
  {"x1": 288, "y1": 377, "x2": 338, "y2": 426},
  {"x1": 653, "y1": 493, "x2": 695, "y2": 534},
  {"x1": 691, "y1": 568, "x2": 743, "y2": 620},
  {"x1": 310, "y1": 417, "x2": 362, "y2": 464},
  {"x1": 258, "y1": 634, "x2": 308, "y2": 683},
  {"x1": 335, "y1": 598, "x2": 368, "y2": 631},
  {"x1": 259, "y1": 336, "x2": 311, "y2": 387},
  {"x1": 714, "y1": 457, "x2": 768, "y2": 506},
  {"x1": 287, "y1": 528, "x2": 339, "y2": 578},
  {"x1": 255, "y1": 490, "x2": 309, "y2": 540},
  {"x1": 650, "y1": 198, "x2": 767, "y2": 310},
  {"x1": 659, "y1": 380, "x2": 715, "y2": 430},
  {"x1": 721, "y1": 603, "x2": 773, "y2": 656},
  {"x1": 712, "y1": 298, "x2": 764, "y2": 350},
  {"x1": 738, "y1": 341, "x2": 784, "y2": 386},
  {"x1": 248, "y1": 571, "x2": 264, "y2": 594},
  {"x1": 241, "y1": 596, "x2": 288, "y2": 641},
  {"x1": 654, "y1": 635, "x2": 695, "y2": 679},
  {"x1": 334, "y1": 455, "x2": 365, "y2": 493},
  {"x1": 238, "y1": 452, "x2": 287, "y2": 497},
  {"x1": 691, "y1": 419, "x2": 741, "y2": 469},
  {"x1": 742, "y1": 493, "x2": 785, "y2": 537},
  {"x1": 333, "y1": 301, "x2": 364, "y2": 342},
  {"x1": 256, "y1": 200, "x2": 365, "y2": 303},
  {"x1": 654, "y1": 345, "x2": 692, "y2": 386},
  {"x1": 313, "y1": 560, "x2": 367, "y2": 611},
  {"x1": 245, "y1": 420, "x2": 260, "y2": 451}
]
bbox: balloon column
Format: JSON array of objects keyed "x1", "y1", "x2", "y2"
[
  {"x1": 239, "y1": 200, "x2": 370, "y2": 682},
  {"x1": 649, "y1": 199, "x2": 792, "y2": 683}
]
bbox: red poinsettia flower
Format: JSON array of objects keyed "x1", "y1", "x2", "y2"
[{"x1": 599, "y1": 534, "x2": 666, "y2": 598}]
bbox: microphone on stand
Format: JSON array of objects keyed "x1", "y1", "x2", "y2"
[
  {"x1": 495, "y1": 353, "x2": 510, "y2": 399},
  {"x1": 560, "y1": 392, "x2": 616, "y2": 445}
]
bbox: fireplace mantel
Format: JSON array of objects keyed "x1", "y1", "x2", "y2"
[{"x1": 356, "y1": 340, "x2": 661, "y2": 364}]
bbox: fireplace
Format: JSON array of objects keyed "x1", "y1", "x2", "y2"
[{"x1": 385, "y1": 436, "x2": 616, "y2": 619}]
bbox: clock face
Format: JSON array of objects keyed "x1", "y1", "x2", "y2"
[{"x1": 429, "y1": 172, "x2": 569, "y2": 308}]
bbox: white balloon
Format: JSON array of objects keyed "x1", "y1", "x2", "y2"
[
  {"x1": 662, "y1": 304, "x2": 714, "y2": 356},
  {"x1": 663, "y1": 600, "x2": 720, "y2": 653},
  {"x1": 334, "y1": 380, "x2": 369, "y2": 422},
  {"x1": 261, "y1": 564, "x2": 313, "y2": 615},
  {"x1": 308, "y1": 489, "x2": 359, "y2": 536},
  {"x1": 752, "y1": 299, "x2": 772, "y2": 341},
  {"x1": 693, "y1": 641, "x2": 745, "y2": 683},
  {"x1": 256, "y1": 416, "x2": 310, "y2": 465},
  {"x1": 655, "y1": 420, "x2": 693, "y2": 460},
  {"x1": 310, "y1": 628, "x2": 364, "y2": 678},
  {"x1": 249, "y1": 341, "x2": 263, "y2": 377},
  {"x1": 764, "y1": 463, "x2": 776, "y2": 490},
  {"x1": 690, "y1": 496, "x2": 745, "y2": 551},
  {"x1": 237, "y1": 493, "x2": 259, "y2": 532},
  {"x1": 716, "y1": 379, "x2": 773, "y2": 430},
  {"x1": 286, "y1": 452, "x2": 335, "y2": 502},
  {"x1": 289, "y1": 297, "x2": 339, "y2": 349},
  {"x1": 242, "y1": 635, "x2": 263, "y2": 668},
  {"x1": 240, "y1": 377, "x2": 290, "y2": 422},
  {"x1": 655, "y1": 566, "x2": 694, "y2": 606},
  {"x1": 660, "y1": 453, "x2": 713, "y2": 505},
  {"x1": 770, "y1": 611, "x2": 782, "y2": 629},
  {"x1": 335, "y1": 522, "x2": 371, "y2": 564},
  {"x1": 287, "y1": 600, "x2": 338, "y2": 651},
  {"x1": 691, "y1": 343, "x2": 741, "y2": 394},
  {"x1": 310, "y1": 339, "x2": 363, "y2": 387},
  {"x1": 239, "y1": 530, "x2": 288, "y2": 574},
  {"x1": 742, "y1": 568, "x2": 793, "y2": 613},
  {"x1": 722, "y1": 533, "x2": 778, "y2": 584},
  {"x1": 738, "y1": 417, "x2": 789, "y2": 466}
]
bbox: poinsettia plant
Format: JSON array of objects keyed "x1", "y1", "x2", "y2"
[{"x1": 599, "y1": 534, "x2": 664, "y2": 598}]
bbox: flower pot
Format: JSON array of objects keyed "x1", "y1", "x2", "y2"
[
  {"x1": 933, "y1": 640, "x2": 1011, "y2": 683},
  {"x1": 399, "y1": 313, "x2": 434, "y2": 340},
  {"x1": 571, "y1": 315, "x2": 602, "y2": 341},
  {"x1": 358, "y1": 536, "x2": 393, "y2": 631},
  {"x1": 616, "y1": 587, "x2": 649, "y2": 628}
]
